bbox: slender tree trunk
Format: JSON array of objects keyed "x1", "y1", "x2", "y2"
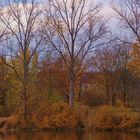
[
  {"x1": 48, "y1": 86, "x2": 53, "y2": 100},
  {"x1": 3, "y1": 94, "x2": 7, "y2": 116},
  {"x1": 69, "y1": 51, "x2": 75, "y2": 107},
  {"x1": 23, "y1": 60, "x2": 28, "y2": 121},
  {"x1": 112, "y1": 92, "x2": 116, "y2": 106},
  {"x1": 123, "y1": 92, "x2": 127, "y2": 107},
  {"x1": 1, "y1": 94, "x2": 7, "y2": 116},
  {"x1": 23, "y1": 85, "x2": 27, "y2": 121},
  {"x1": 122, "y1": 79, "x2": 127, "y2": 107},
  {"x1": 69, "y1": 76, "x2": 75, "y2": 108},
  {"x1": 78, "y1": 80, "x2": 82, "y2": 102},
  {"x1": 105, "y1": 78, "x2": 110, "y2": 105}
]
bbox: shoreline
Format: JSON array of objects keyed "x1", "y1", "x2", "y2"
[{"x1": 1, "y1": 125, "x2": 140, "y2": 135}]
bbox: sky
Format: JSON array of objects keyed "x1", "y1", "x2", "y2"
[
  {"x1": 0, "y1": 0, "x2": 115, "y2": 19},
  {"x1": 99, "y1": 0, "x2": 114, "y2": 16},
  {"x1": 1, "y1": 0, "x2": 117, "y2": 31},
  {"x1": 1, "y1": 0, "x2": 115, "y2": 19}
]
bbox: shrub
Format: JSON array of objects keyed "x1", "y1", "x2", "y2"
[
  {"x1": 12, "y1": 103, "x2": 140, "y2": 131},
  {"x1": 32, "y1": 102, "x2": 78, "y2": 129},
  {"x1": 75, "y1": 105, "x2": 90, "y2": 129},
  {"x1": 84, "y1": 105, "x2": 140, "y2": 130}
]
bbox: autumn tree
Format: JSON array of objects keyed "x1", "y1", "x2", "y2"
[
  {"x1": 92, "y1": 47, "x2": 119, "y2": 105},
  {"x1": 127, "y1": 44, "x2": 140, "y2": 106},
  {"x1": 128, "y1": 44, "x2": 140, "y2": 77},
  {"x1": 116, "y1": 45, "x2": 131, "y2": 106},
  {"x1": 43, "y1": 0, "x2": 107, "y2": 107},
  {"x1": 0, "y1": 0, "x2": 44, "y2": 120},
  {"x1": 38, "y1": 53, "x2": 69, "y2": 100},
  {"x1": 0, "y1": 57, "x2": 11, "y2": 116}
]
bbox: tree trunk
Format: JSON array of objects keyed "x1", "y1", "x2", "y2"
[
  {"x1": 123, "y1": 93, "x2": 127, "y2": 107},
  {"x1": 105, "y1": 78, "x2": 110, "y2": 105},
  {"x1": 78, "y1": 80, "x2": 82, "y2": 102},
  {"x1": 23, "y1": 86, "x2": 27, "y2": 121},
  {"x1": 69, "y1": 76, "x2": 75, "y2": 108},
  {"x1": 111, "y1": 92, "x2": 116, "y2": 106},
  {"x1": 23, "y1": 60, "x2": 28, "y2": 121}
]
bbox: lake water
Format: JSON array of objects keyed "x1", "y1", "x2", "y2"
[{"x1": 0, "y1": 131, "x2": 140, "y2": 140}]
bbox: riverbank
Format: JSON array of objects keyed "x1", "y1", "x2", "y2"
[
  {"x1": 1, "y1": 130, "x2": 140, "y2": 140},
  {"x1": 0, "y1": 103, "x2": 140, "y2": 133}
]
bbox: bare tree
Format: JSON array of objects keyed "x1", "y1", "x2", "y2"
[
  {"x1": 43, "y1": 0, "x2": 107, "y2": 107},
  {"x1": 113, "y1": 0, "x2": 140, "y2": 46},
  {"x1": 0, "y1": 0, "x2": 44, "y2": 120},
  {"x1": 91, "y1": 40, "x2": 136, "y2": 106},
  {"x1": 0, "y1": 9, "x2": 9, "y2": 42},
  {"x1": 116, "y1": 44, "x2": 136, "y2": 107},
  {"x1": 92, "y1": 47, "x2": 118, "y2": 105}
]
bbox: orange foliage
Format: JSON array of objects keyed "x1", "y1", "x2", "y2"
[
  {"x1": 38, "y1": 58, "x2": 69, "y2": 96},
  {"x1": 85, "y1": 106, "x2": 140, "y2": 130},
  {"x1": 32, "y1": 102, "x2": 78, "y2": 129}
]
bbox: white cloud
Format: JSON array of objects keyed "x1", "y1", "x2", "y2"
[
  {"x1": 0, "y1": 2, "x2": 44, "y2": 33},
  {"x1": 101, "y1": 5, "x2": 114, "y2": 17}
]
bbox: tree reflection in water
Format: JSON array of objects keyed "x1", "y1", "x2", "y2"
[{"x1": 0, "y1": 131, "x2": 140, "y2": 140}]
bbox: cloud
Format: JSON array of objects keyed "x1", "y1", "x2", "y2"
[
  {"x1": 0, "y1": 2, "x2": 44, "y2": 33},
  {"x1": 101, "y1": 5, "x2": 114, "y2": 17}
]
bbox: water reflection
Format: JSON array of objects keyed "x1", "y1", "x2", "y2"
[{"x1": 0, "y1": 131, "x2": 140, "y2": 140}]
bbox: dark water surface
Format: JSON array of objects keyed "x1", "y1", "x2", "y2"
[{"x1": 0, "y1": 131, "x2": 140, "y2": 140}]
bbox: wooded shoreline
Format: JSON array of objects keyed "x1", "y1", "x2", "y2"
[
  {"x1": 0, "y1": 105, "x2": 140, "y2": 134},
  {"x1": 0, "y1": 0, "x2": 140, "y2": 136}
]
